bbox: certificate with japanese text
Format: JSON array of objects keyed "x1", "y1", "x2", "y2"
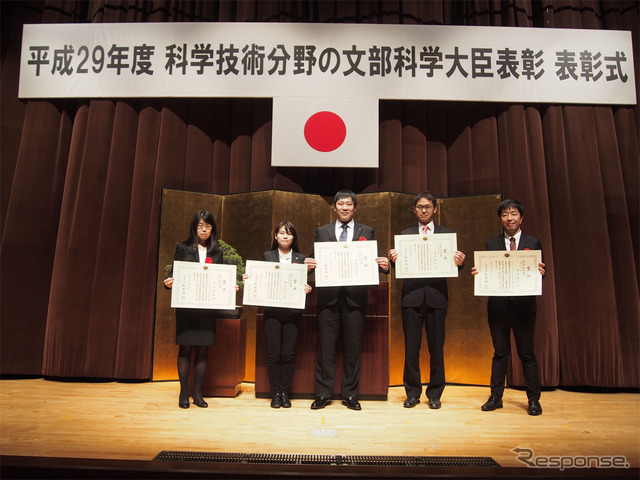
[
  {"x1": 170, "y1": 261, "x2": 237, "y2": 309},
  {"x1": 314, "y1": 240, "x2": 380, "y2": 287},
  {"x1": 474, "y1": 250, "x2": 542, "y2": 296},
  {"x1": 394, "y1": 233, "x2": 459, "y2": 278},
  {"x1": 242, "y1": 260, "x2": 307, "y2": 309}
]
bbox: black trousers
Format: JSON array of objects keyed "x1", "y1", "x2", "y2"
[
  {"x1": 315, "y1": 298, "x2": 364, "y2": 399},
  {"x1": 263, "y1": 312, "x2": 300, "y2": 394},
  {"x1": 487, "y1": 306, "x2": 541, "y2": 400},
  {"x1": 402, "y1": 302, "x2": 447, "y2": 400}
]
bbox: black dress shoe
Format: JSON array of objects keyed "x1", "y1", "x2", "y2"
[
  {"x1": 270, "y1": 393, "x2": 282, "y2": 408},
  {"x1": 178, "y1": 399, "x2": 190, "y2": 409},
  {"x1": 310, "y1": 396, "x2": 331, "y2": 410},
  {"x1": 193, "y1": 397, "x2": 208, "y2": 408},
  {"x1": 342, "y1": 397, "x2": 362, "y2": 411},
  {"x1": 428, "y1": 398, "x2": 441, "y2": 409},
  {"x1": 280, "y1": 392, "x2": 292, "y2": 408},
  {"x1": 481, "y1": 396, "x2": 503, "y2": 411},
  {"x1": 403, "y1": 397, "x2": 420, "y2": 408},
  {"x1": 527, "y1": 399, "x2": 542, "y2": 416}
]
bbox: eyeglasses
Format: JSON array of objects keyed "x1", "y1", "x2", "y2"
[
  {"x1": 414, "y1": 204, "x2": 433, "y2": 211},
  {"x1": 197, "y1": 224, "x2": 213, "y2": 231}
]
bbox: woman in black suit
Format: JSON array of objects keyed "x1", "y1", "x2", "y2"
[
  {"x1": 164, "y1": 210, "x2": 222, "y2": 409},
  {"x1": 260, "y1": 221, "x2": 311, "y2": 408}
]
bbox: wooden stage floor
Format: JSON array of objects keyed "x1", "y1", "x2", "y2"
[{"x1": 1, "y1": 378, "x2": 638, "y2": 478}]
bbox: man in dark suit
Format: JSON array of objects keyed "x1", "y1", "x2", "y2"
[
  {"x1": 304, "y1": 190, "x2": 389, "y2": 411},
  {"x1": 388, "y1": 192, "x2": 466, "y2": 410},
  {"x1": 472, "y1": 199, "x2": 545, "y2": 416}
]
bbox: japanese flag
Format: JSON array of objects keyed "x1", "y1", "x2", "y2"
[{"x1": 271, "y1": 97, "x2": 378, "y2": 168}]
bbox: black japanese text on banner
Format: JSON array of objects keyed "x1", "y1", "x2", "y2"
[{"x1": 19, "y1": 22, "x2": 636, "y2": 105}]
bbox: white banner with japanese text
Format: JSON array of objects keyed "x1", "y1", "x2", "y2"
[{"x1": 19, "y1": 22, "x2": 635, "y2": 104}]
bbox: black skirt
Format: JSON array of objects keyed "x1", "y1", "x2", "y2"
[{"x1": 176, "y1": 308, "x2": 217, "y2": 345}]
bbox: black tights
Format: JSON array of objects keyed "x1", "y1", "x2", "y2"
[{"x1": 177, "y1": 345, "x2": 209, "y2": 402}]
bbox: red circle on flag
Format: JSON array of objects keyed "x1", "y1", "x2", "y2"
[{"x1": 304, "y1": 111, "x2": 347, "y2": 152}]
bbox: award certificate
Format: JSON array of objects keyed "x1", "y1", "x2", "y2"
[
  {"x1": 170, "y1": 260, "x2": 237, "y2": 309},
  {"x1": 314, "y1": 240, "x2": 380, "y2": 287},
  {"x1": 474, "y1": 250, "x2": 542, "y2": 296},
  {"x1": 394, "y1": 233, "x2": 458, "y2": 278},
  {"x1": 242, "y1": 260, "x2": 307, "y2": 309}
]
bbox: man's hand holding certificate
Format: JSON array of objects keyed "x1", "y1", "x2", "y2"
[
  {"x1": 242, "y1": 260, "x2": 307, "y2": 309},
  {"x1": 170, "y1": 260, "x2": 237, "y2": 309},
  {"x1": 314, "y1": 240, "x2": 380, "y2": 287},
  {"x1": 393, "y1": 233, "x2": 459, "y2": 278},
  {"x1": 474, "y1": 250, "x2": 543, "y2": 296}
]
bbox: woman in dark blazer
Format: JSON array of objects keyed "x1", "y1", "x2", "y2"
[
  {"x1": 260, "y1": 221, "x2": 311, "y2": 408},
  {"x1": 164, "y1": 210, "x2": 222, "y2": 409}
]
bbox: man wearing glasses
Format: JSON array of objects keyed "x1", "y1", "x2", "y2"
[{"x1": 389, "y1": 192, "x2": 465, "y2": 410}]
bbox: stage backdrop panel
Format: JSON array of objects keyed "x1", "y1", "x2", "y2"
[
  {"x1": 154, "y1": 189, "x2": 332, "y2": 383},
  {"x1": 436, "y1": 194, "x2": 502, "y2": 386},
  {"x1": 154, "y1": 189, "x2": 498, "y2": 391}
]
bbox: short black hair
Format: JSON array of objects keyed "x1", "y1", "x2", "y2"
[
  {"x1": 414, "y1": 191, "x2": 437, "y2": 208},
  {"x1": 334, "y1": 190, "x2": 357, "y2": 207},
  {"x1": 497, "y1": 199, "x2": 524, "y2": 217}
]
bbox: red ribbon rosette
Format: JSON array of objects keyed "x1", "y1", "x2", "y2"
[
  {"x1": 358, "y1": 237, "x2": 366, "y2": 241},
  {"x1": 205, "y1": 257, "x2": 213, "y2": 263}
]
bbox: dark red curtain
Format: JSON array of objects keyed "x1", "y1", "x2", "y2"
[{"x1": 1, "y1": 1, "x2": 638, "y2": 386}]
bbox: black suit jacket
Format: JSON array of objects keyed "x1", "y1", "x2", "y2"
[
  {"x1": 397, "y1": 224, "x2": 459, "y2": 309},
  {"x1": 261, "y1": 249, "x2": 306, "y2": 265},
  {"x1": 168, "y1": 242, "x2": 223, "y2": 278},
  {"x1": 485, "y1": 233, "x2": 543, "y2": 313},
  {"x1": 312, "y1": 222, "x2": 381, "y2": 308},
  {"x1": 169, "y1": 242, "x2": 223, "y2": 322}
]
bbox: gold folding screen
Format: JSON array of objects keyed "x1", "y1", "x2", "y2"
[{"x1": 154, "y1": 189, "x2": 501, "y2": 387}]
